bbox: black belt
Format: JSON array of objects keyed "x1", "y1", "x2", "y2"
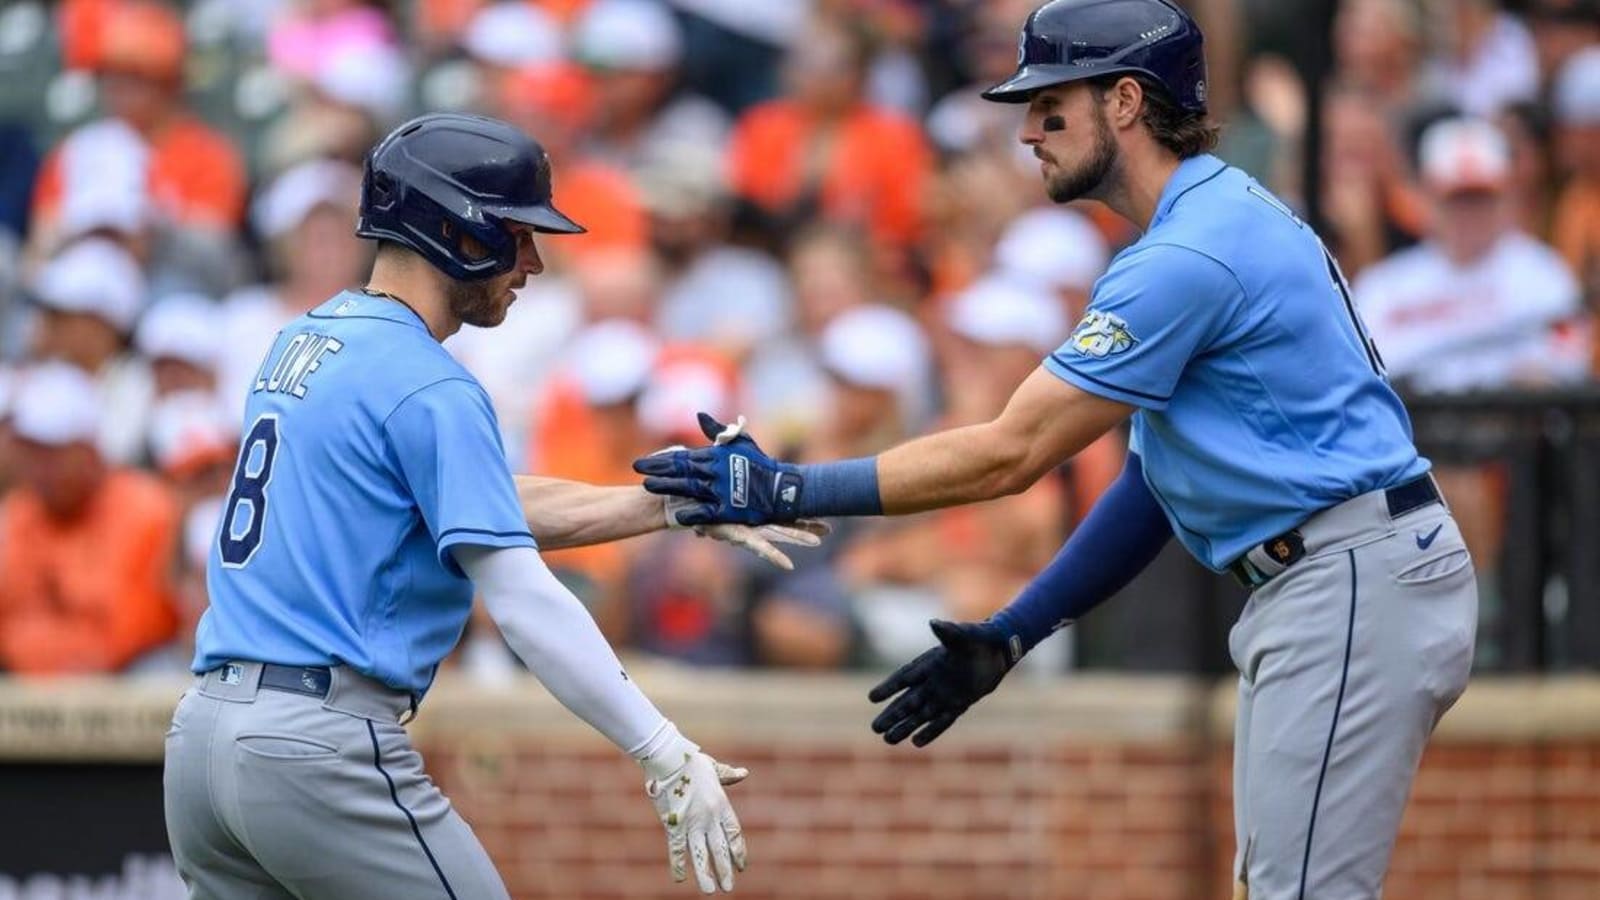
[
  {"x1": 1227, "y1": 475, "x2": 1442, "y2": 589},
  {"x1": 259, "y1": 663, "x2": 332, "y2": 698}
]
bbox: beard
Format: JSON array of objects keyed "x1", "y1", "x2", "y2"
[
  {"x1": 1043, "y1": 106, "x2": 1120, "y2": 204},
  {"x1": 445, "y1": 276, "x2": 508, "y2": 328}
]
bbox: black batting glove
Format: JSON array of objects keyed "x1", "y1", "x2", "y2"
[{"x1": 867, "y1": 619, "x2": 1020, "y2": 748}]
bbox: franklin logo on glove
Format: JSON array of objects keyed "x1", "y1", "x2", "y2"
[{"x1": 730, "y1": 455, "x2": 749, "y2": 508}]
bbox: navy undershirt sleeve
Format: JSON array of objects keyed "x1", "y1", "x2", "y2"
[{"x1": 990, "y1": 453, "x2": 1173, "y2": 653}]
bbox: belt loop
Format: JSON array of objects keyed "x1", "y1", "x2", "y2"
[{"x1": 399, "y1": 695, "x2": 418, "y2": 726}]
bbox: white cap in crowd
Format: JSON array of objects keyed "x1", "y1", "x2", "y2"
[
  {"x1": 10, "y1": 361, "x2": 102, "y2": 447},
  {"x1": 637, "y1": 355, "x2": 735, "y2": 439},
  {"x1": 573, "y1": 0, "x2": 684, "y2": 71},
  {"x1": 252, "y1": 159, "x2": 362, "y2": 240},
  {"x1": 564, "y1": 319, "x2": 662, "y2": 406},
  {"x1": 947, "y1": 274, "x2": 1069, "y2": 355},
  {"x1": 147, "y1": 390, "x2": 238, "y2": 477},
  {"x1": 1418, "y1": 117, "x2": 1510, "y2": 194},
  {"x1": 135, "y1": 294, "x2": 222, "y2": 372},
  {"x1": 55, "y1": 119, "x2": 151, "y2": 241},
  {"x1": 993, "y1": 207, "x2": 1109, "y2": 294},
  {"x1": 32, "y1": 237, "x2": 147, "y2": 333},
  {"x1": 820, "y1": 304, "x2": 931, "y2": 394},
  {"x1": 314, "y1": 43, "x2": 412, "y2": 121},
  {"x1": 636, "y1": 142, "x2": 726, "y2": 218},
  {"x1": 463, "y1": 2, "x2": 562, "y2": 67},
  {"x1": 1553, "y1": 46, "x2": 1600, "y2": 127}
]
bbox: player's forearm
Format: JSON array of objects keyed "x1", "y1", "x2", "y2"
[
  {"x1": 990, "y1": 453, "x2": 1172, "y2": 653},
  {"x1": 514, "y1": 476, "x2": 663, "y2": 549},
  {"x1": 796, "y1": 369, "x2": 1132, "y2": 518},
  {"x1": 456, "y1": 544, "x2": 667, "y2": 752},
  {"x1": 873, "y1": 422, "x2": 1045, "y2": 514}
]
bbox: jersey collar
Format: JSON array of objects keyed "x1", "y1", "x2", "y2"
[
  {"x1": 1149, "y1": 154, "x2": 1228, "y2": 230},
  {"x1": 311, "y1": 290, "x2": 432, "y2": 332}
]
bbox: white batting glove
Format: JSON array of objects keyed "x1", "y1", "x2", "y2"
[
  {"x1": 653, "y1": 418, "x2": 832, "y2": 570},
  {"x1": 637, "y1": 725, "x2": 749, "y2": 893}
]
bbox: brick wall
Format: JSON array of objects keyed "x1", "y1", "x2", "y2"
[
  {"x1": 0, "y1": 675, "x2": 1594, "y2": 898},
  {"x1": 406, "y1": 675, "x2": 1600, "y2": 900}
]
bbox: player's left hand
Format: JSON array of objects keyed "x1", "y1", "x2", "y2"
[
  {"x1": 634, "y1": 413, "x2": 805, "y2": 526},
  {"x1": 867, "y1": 619, "x2": 1020, "y2": 747},
  {"x1": 643, "y1": 746, "x2": 749, "y2": 893}
]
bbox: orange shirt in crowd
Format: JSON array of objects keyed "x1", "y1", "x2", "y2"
[
  {"x1": 727, "y1": 100, "x2": 932, "y2": 249},
  {"x1": 32, "y1": 116, "x2": 248, "y2": 231},
  {"x1": 524, "y1": 379, "x2": 640, "y2": 593},
  {"x1": 0, "y1": 469, "x2": 181, "y2": 674}
]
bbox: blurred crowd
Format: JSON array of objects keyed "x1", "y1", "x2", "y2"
[{"x1": 0, "y1": 0, "x2": 1592, "y2": 680}]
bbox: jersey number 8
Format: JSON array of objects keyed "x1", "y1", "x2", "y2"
[{"x1": 219, "y1": 415, "x2": 280, "y2": 568}]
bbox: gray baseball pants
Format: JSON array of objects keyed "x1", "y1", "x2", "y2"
[
  {"x1": 1229, "y1": 485, "x2": 1478, "y2": 898},
  {"x1": 164, "y1": 662, "x2": 509, "y2": 900}
]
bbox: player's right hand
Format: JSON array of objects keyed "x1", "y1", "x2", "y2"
[
  {"x1": 867, "y1": 619, "x2": 1020, "y2": 747},
  {"x1": 643, "y1": 745, "x2": 749, "y2": 893}
]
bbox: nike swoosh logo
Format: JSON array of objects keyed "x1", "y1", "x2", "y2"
[{"x1": 1416, "y1": 524, "x2": 1444, "y2": 550}]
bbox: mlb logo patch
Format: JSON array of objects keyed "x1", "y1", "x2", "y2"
[{"x1": 220, "y1": 663, "x2": 245, "y2": 685}]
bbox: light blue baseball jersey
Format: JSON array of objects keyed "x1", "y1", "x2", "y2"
[
  {"x1": 1045, "y1": 155, "x2": 1429, "y2": 571},
  {"x1": 193, "y1": 291, "x2": 535, "y2": 695}
]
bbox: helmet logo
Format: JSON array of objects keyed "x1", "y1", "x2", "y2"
[
  {"x1": 1140, "y1": 24, "x2": 1173, "y2": 41},
  {"x1": 1017, "y1": 29, "x2": 1027, "y2": 65}
]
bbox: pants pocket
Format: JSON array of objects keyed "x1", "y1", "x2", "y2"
[
  {"x1": 237, "y1": 732, "x2": 340, "y2": 761},
  {"x1": 1395, "y1": 548, "x2": 1472, "y2": 584}
]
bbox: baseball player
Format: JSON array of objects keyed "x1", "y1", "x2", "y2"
[
  {"x1": 163, "y1": 113, "x2": 815, "y2": 899},
  {"x1": 633, "y1": 1, "x2": 1479, "y2": 897}
]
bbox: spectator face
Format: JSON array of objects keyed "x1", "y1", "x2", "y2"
[
  {"x1": 964, "y1": 12, "x2": 1030, "y2": 86},
  {"x1": 790, "y1": 233, "x2": 871, "y2": 334},
  {"x1": 828, "y1": 377, "x2": 899, "y2": 440},
  {"x1": 591, "y1": 68, "x2": 671, "y2": 132},
  {"x1": 152, "y1": 358, "x2": 215, "y2": 397},
  {"x1": 574, "y1": 249, "x2": 660, "y2": 321},
  {"x1": 281, "y1": 203, "x2": 369, "y2": 292},
  {"x1": 32, "y1": 310, "x2": 123, "y2": 374},
  {"x1": 970, "y1": 339, "x2": 1043, "y2": 398},
  {"x1": 1432, "y1": 189, "x2": 1509, "y2": 263},
  {"x1": 1322, "y1": 90, "x2": 1400, "y2": 181},
  {"x1": 15, "y1": 438, "x2": 102, "y2": 521},
  {"x1": 1334, "y1": 0, "x2": 1420, "y2": 94},
  {"x1": 785, "y1": 25, "x2": 865, "y2": 116},
  {"x1": 98, "y1": 71, "x2": 175, "y2": 133}
]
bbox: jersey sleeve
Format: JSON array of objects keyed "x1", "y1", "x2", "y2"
[
  {"x1": 1044, "y1": 243, "x2": 1242, "y2": 410},
  {"x1": 383, "y1": 378, "x2": 535, "y2": 577}
]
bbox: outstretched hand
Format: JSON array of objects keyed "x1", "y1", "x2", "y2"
[
  {"x1": 867, "y1": 619, "x2": 1020, "y2": 747},
  {"x1": 634, "y1": 413, "x2": 805, "y2": 526}
]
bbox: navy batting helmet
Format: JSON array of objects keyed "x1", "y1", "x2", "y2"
[
  {"x1": 981, "y1": 0, "x2": 1208, "y2": 113},
  {"x1": 356, "y1": 113, "x2": 585, "y2": 282}
]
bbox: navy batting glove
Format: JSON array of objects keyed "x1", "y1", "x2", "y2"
[
  {"x1": 867, "y1": 619, "x2": 1021, "y2": 747},
  {"x1": 632, "y1": 413, "x2": 805, "y2": 526}
]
